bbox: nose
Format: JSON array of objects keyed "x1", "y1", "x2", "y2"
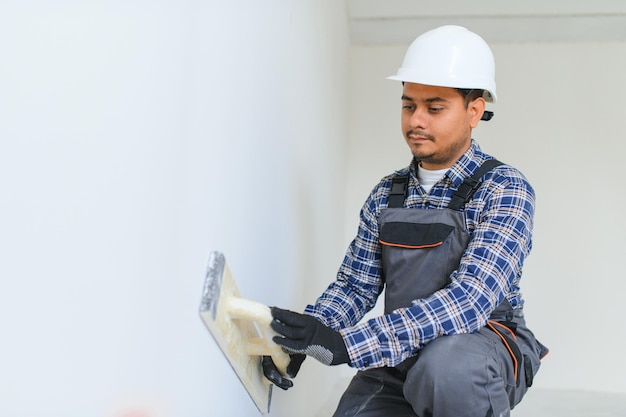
[{"x1": 408, "y1": 107, "x2": 428, "y2": 130}]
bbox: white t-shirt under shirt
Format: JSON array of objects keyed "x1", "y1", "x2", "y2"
[{"x1": 417, "y1": 165, "x2": 448, "y2": 194}]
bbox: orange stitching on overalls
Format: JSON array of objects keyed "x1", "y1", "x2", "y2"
[
  {"x1": 487, "y1": 320, "x2": 519, "y2": 383},
  {"x1": 488, "y1": 319, "x2": 517, "y2": 340},
  {"x1": 378, "y1": 240, "x2": 443, "y2": 249}
]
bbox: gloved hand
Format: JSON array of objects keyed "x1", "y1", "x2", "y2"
[
  {"x1": 261, "y1": 354, "x2": 306, "y2": 390},
  {"x1": 270, "y1": 307, "x2": 350, "y2": 366}
]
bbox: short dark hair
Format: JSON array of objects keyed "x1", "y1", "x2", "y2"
[{"x1": 456, "y1": 89, "x2": 485, "y2": 108}]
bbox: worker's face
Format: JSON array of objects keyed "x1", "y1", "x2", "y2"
[{"x1": 401, "y1": 83, "x2": 485, "y2": 170}]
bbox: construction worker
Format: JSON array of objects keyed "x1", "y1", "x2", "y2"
[{"x1": 265, "y1": 25, "x2": 548, "y2": 416}]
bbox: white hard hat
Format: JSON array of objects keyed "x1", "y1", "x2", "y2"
[{"x1": 388, "y1": 25, "x2": 497, "y2": 102}]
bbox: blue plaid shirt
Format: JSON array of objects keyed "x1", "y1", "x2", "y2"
[{"x1": 304, "y1": 140, "x2": 535, "y2": 370}]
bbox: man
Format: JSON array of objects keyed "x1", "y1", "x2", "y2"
[{"x1": 265, "y1": 25, "x2": 548, "y2": 417}]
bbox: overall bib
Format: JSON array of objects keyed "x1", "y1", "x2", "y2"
[{"x1": 333, "y1": 160, "x2": 548, "y2": 417}]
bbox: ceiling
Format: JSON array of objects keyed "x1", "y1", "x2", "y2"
[{"x1": 348, "y1": 0, "x2": 626, "y2": 45}]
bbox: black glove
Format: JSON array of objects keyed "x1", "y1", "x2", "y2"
[
  {"x1": 261, "y1": 354, "x2": 306, "y2": 390},
  {"x1": 270, "y1": 307, "x2": 349, "y2": 366}
]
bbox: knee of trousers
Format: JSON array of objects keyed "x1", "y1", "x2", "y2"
[{"x1": 403, "y1": 334, "x2": 490, "y2": 399}]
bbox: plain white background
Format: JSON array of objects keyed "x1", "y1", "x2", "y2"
[{"x1": 1, "y1": 1, "x2": 625, "y2": 416}]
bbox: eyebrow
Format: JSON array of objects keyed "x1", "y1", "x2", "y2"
[{"x1": 401, "y1": 95, "x2": 450, "y2": 103}]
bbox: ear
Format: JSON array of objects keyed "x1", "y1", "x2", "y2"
[{"x1": 468, "y1": 97, "x2": 486, "y2": 128}]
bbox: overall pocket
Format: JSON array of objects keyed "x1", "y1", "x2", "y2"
[
  {"x1": 379, "y1": 222, "x2": 458, "y2": 312},
  {"x1": 379, "y1": 222, "x2": 455, "y2": 249}
]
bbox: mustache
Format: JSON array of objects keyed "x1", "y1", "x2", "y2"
[{"x1": 406, "y1": 130, "x2": 435, "y2": 141}]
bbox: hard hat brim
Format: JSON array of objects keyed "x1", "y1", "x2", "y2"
[{"x1": 387, "y1": 74, "x2": 496, "y2": 103}]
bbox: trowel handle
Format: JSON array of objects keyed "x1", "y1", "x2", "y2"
[{"x1": 226, "y1": 297, "x2": 291, "y2": 375}]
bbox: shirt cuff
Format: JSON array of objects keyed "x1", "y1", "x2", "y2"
[{"x1": 339, "y1": 323, "x2": 384, "y2": 370}]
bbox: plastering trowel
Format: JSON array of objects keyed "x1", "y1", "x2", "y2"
[{"x1": 199, "y1": 251, "x2": 290, "y2": 414}]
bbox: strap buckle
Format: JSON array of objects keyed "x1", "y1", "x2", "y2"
[{"x1": 387, "y1": 174, "x2": 409, "y2": 208}]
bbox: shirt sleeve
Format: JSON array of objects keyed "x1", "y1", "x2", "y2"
[
  {"x1": 304, "y1": 180, "x2": 388, "y2": 331},
  {"x1": 340, "y1": 169, "x2": 535, "y2": 370}
]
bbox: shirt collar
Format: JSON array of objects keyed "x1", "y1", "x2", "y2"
[{"x1": 409, "y1": 139, "x2": 489, "y2": 188}]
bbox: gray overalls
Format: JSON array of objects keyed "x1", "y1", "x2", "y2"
[{"x1": 333, "y1": 160, "x2": 548, "y2": 417}]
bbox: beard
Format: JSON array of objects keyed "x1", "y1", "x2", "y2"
[{"x1": 405, "y1": 129, "x2": 471, "y2": 168}]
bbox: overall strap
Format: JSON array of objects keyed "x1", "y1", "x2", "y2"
[
  {"x1": 447, "y1": 159, "x2": 503, "y2": 211},
  {"x1": 387, "y1": 174, "x2": 410, "y2": 208}
]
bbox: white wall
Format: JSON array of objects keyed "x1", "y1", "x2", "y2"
[
  {"x1": 0, "y1": 1, "x2": 348, "y2": 416},
  {"x1": 345, "y1": 41, "x2": 626, "y2": 398}
]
